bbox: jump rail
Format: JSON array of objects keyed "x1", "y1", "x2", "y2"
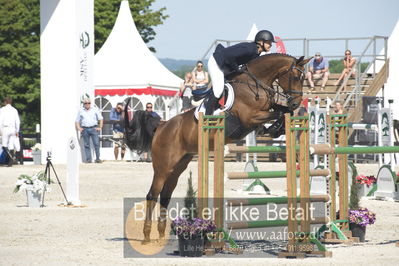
[{"x1": 227, "y1": 169, "x2": 331, "y2": 179}]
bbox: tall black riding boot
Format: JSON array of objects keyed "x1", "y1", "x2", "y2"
[
  {"x1": 204, "y1": 93, "x2": 219, "y2": 115},
  {"x1": 7, "y1": 149, "x2": 15, "y2": 167}
]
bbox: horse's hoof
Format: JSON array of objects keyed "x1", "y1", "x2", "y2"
[
  {"x1": 157, "y1": 219, "x2": 167, "y2": 238},
  {"x1": 156, "y1": 238, "x2": 167, "y2": 244},
  {"x1": 141, "y1": 238, "x2": 151, "y2": 245}
]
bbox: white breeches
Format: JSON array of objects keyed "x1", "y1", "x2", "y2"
[
  {"x1": 207, "y1": 55, "x2": 225, "y2": 98},
  {"x1": 1, "y1": 127, "x2": 17, "y2": 150}
]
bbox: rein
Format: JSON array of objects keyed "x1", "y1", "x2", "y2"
[
  {"x1": 227, "y1": 60, "x2": 305, "y2": 110},
  {"x1": 226, "y1": 68, "x2": 275, "y2": 101}
]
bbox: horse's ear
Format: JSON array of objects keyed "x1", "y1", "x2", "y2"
[
  {"x1": 297, "y1": 56, "x2": 304, "y2": 63},
  {"x1": 297, "y1": 56, "x2": 312, "y2": 66}
]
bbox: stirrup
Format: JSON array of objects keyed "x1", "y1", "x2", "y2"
[{"x1": 204, "y1": 94, "x2": 219, "y2": 115}]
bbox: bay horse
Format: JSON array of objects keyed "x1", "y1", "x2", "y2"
[{"x1": 124, "y1": 53, "x2": 311, "y2": 243}]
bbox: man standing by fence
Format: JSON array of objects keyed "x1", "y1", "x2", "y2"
[
  {"x1": 0, "y1": 97, "x2": 20, "y2": 167},
  {"x1": 110, "y1": 102, "x2": 126, "y2": 160},
  {"x1": 75, "y1": 98, "x2": 103, "y2": 163}
]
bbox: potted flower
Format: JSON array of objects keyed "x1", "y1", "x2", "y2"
[
  {"x1": 171, "y1": 217, "x2": 217, "y2": 257},
  {"x1": 13, "y1": 171, "x2": 51, "y2": 207},
  {"x1": 349, "y1": 174, "x2": 376, "y2": 242},
  {"x1": 171, "y1": 171, "x2": 217, "y2": 257},
  {"x1": 348, "y1": 208, "x2": 376, "y2": 242},
  {"x1": 355, "y1": 174, "x2": 377, "y2": 197},
  {"x1": 31, "y1": 143, "x2": 42, "y2": 165}
]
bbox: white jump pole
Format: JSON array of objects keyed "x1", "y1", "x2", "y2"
[
  {"x1": 67, "y1": 137, "x2": 81, "y2": 205},
  {"x1": 377, "y1": 98, "x2": 383, "y2": 167}
]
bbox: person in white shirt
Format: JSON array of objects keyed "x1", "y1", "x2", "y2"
[
  {"x1": 0, "y1": 97, "x2": 20, "y2": 167},
  {"x1": 75, "y1": 98, "x2": 103, "y2": 163},
  {"x1": 192, "y1": 61, "x2": 209, "y2": 90}
]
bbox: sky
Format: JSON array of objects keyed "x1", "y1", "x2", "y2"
[{"x1": 149, "y1": 0, "x2": 399, "y2": 60}]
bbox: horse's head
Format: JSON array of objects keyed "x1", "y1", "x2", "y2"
[{"x1": 276, "y1": 56, "x2": 311, "y2": 111}]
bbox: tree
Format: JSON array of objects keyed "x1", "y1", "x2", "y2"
[
  {"x1": 94, "y1": 0, "x2": 168, "y2": 53},
  {"x1": 0, "y1": 0, "x2": 168, "y2": 131},
  {"x1": 0, "y1": 0, "x2": 40, "y2": 129}
]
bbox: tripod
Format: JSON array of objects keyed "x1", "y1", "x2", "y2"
[{"x1": 41, "y1": 152, "x2": 70, "y2": 207}]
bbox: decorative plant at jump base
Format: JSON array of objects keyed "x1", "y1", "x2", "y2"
[
  {"x1": 348, "y1": 171, "x2": 376, "y2": 242},
  {"x1": 348, "y1": 208, "x2": 376, "y2": 227},
  {"x1": 171, "y1": 171, "x2": 217, "y2": 257},
  {"x1": 13, "y1": 171, "x2": 50, "y2": 193},
  {"x1": 30, "y1": 143, "x2": 42, "y2": 165},
  {"x1": 355, "y1": 174, "x2": 377, "y2": 187},
  {"x1": 14, "y1": 171, "x2": 52, "y2": 207},
  {"x1": 184, "y1": 171, "x2": 197, "y2": 220},
  {"x1": 171, "y1": 217, "x2": 217, "y2": 257},
  {"x1": 31, "y1": 143, "x2": 41, "y2": 151},
  {"x1": 171, "y1": 217, "x2": 217, "y2": 240}
]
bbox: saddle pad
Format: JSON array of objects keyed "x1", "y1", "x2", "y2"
[{"x1": 194, "y1": 83, "x2": 234, "y2": 120}]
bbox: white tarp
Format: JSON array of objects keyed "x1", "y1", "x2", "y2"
[{"x1": 372, "y1": 19, "x2": 399, "y2": 119}]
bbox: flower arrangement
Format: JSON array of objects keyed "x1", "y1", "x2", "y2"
[
  {"x1": 31, "y1": 143, "x2": 41, "y2": 151},
  {"x1": 171, "y1": 217, "x2": 216, "y2": 239},
  {"x1": 13, "y1": 171, "x2": 51, "y2": 193},
  {"x1": 355, "y1": 174, "x2": 376, "y2": 187},
  {"x1": 348, "y1": 207, "x2": 376, "y2": 227}
]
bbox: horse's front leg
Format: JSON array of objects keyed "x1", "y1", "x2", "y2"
[
  {"x1": 248, "y1": 110, "x2": 282, "y2": 126},
  {"x1": 249, "y1": 110, "x2": 288, "y2": 138}
]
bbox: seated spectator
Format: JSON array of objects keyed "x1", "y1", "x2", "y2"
[
  {"x1": 192, "y1": 60, "x2": 209, "y2": 90},
  {"x1": 334, "y1": 49, "x2": 357, "y2": 88},
  {"x1": 180, "y1": 72, "x2": 195, "y2": 112},
  {"x1": 333, "y1": 101, "x2": 344, "y2": 115},
  {"x1": 306, "y1": 52, "x2": 330, "y2": 91}
]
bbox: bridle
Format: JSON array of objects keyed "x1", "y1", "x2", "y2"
[
  {"x1": 274, "y1": 61, "x2": 306, "y2": 106},
  {"x1": 227, "y1": 60, "x2": 305, "y2": 111}
]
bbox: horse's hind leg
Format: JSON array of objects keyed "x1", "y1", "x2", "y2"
[
  {"x1": 158, "y1": 154, "x2": 194, "y2": 239},
  {"x1": 143, "y1": 177, "x2": 165, "y2": 244},
  {"x1": 143, "y1": 154, "x2": 193, "y2": 243}
]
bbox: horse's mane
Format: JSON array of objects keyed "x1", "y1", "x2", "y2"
[
  {"x1": 124, "y1": 106, "x2": 161, "y2": 152},
  {"x1": 243, "y1": 53, "x2": 297, "y2": 76},
  {"x1": 251, "y1": 53, "x2": 296, "y2": 64}
]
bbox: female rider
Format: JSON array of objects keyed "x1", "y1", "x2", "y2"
[{"x1": 205, "y1": 30, "x2": 276, "y2": 114}]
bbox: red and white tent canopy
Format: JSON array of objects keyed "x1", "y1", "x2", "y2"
[{"x1": 94, "y1": 0, "x2": 182, "y2": 97}]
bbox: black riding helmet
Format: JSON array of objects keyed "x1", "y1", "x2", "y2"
[{"x1": 255, "y1": 30, "x2": 276, "y2": 43}]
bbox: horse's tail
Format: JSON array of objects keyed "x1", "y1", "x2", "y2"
[{"x1": 124, "y1": 99, "x2": 161, "y2": 152}]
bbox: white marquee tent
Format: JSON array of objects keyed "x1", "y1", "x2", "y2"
[
  {"x1": 94, "y1": 0, "x2": 182, "y2": 116},
  {"x1": 93, "y1": 0, "x2": 183, "y2": 160}
]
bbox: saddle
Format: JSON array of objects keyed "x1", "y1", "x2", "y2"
[
  {"x1": 192, "y1": 87, "x2": 212, "y2": 101},
  {"x1": 192, "y1": 85, "x2": 230, "y2": 107}
]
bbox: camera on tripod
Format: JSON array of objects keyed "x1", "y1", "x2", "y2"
[{"x1": 41, "y1": 150, "x2": 71, "y2": 206}]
